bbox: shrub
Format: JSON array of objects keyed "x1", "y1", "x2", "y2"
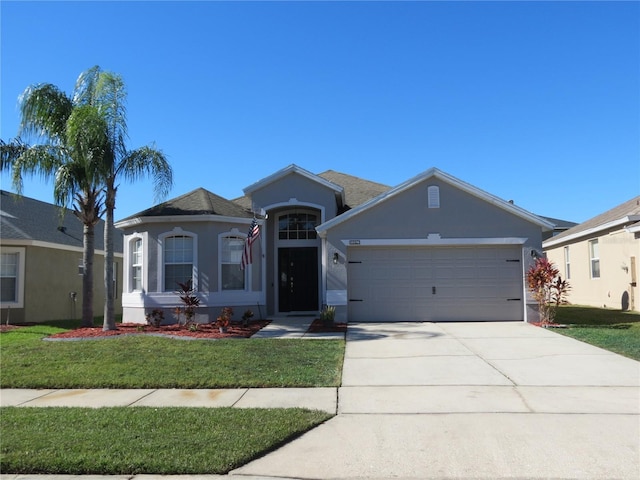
[
  {"x1": 526, "y1": 257, "x2": 570, "y2": 325},
  {"x1": 176, "y1": 280, "x2": 201, "y2": 327}
]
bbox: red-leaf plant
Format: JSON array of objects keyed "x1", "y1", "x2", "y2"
[
  {"x1": 526, "y1": 257, "x2": 571, "y2": 326},
  {"x1": 175, "y1": 280, "x2": 201, "y2": 328}
]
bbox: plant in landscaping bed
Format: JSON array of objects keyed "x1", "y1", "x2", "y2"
[
  {"x1": 216, "y1": 307, "x2": 233, "y2": 332},
  {"x1": 176, "y1": 280, "x2": 201, "y2": 328},
  {"x1": 526, "y1": 257, "x2": 570, "y2": 326},
  {"x1": 145, "y1": 309, "x2": 165, "y2": 328},
  {"x1": 242, "y1": 309, "x2": 254, "y2": 327},
  {"x1": 320, "y1": 305, "x2": 336, "y2": 327}
]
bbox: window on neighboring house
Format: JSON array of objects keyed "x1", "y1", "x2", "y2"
[
  {"x1": 564, "y1": 246, "x2": 571, "y2": 280},
  {"x1": 131, "y1": 238, "x2": 143, "y2": 291},
  {"x1": 427, "y1": 185, "x2": 440, "y2": 208},
  {"x1": 589, "y1": 239, "x2": 600, "y2": 278},
  {"x1": 278, "y1": 213, "x2": 318, "y2": 240},
  {"x1": 0, "y1": 252, "x2": 18, "y2": 303},
  {"x1": 221, "y1": 236, "x2": 245, "y2": 290},
  {"x1": 164, "y1": 235, "x2": 194, "y2": 291}
]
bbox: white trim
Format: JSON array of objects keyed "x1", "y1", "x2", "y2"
[
  {"x1": 0, "y1": 246, "x2": 25, "y2": 309},
  {"x1": 317, "y1": 167, "x2": 554, "y2": 235},
  {"x1": 544, "y1": 215, "x2": 640, "y2": 248},
  {"x1": 124, "y1": 232, "x2": 148, "y2": 294},
  {"x1": 341, "y1": 237, "x2": 528, "y2": 247},
  {"x1": 115, "y1": 214, "x2": 255, "y2": 229}
]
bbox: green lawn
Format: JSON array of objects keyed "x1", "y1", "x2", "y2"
[
  {"x1": 0, "y1": 323, "x2": 345, "y2": 388},
  {"x1": 1, "y1": 406, "x2": 331, "y2": 474},
  {"x1": 553, "y1": 305, "x2": 640, "y2": 361}
]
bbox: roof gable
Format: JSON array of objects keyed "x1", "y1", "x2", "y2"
[
  {"x1": 544, "y1": 195, "x2": 640, "y2": 247},
  {"x1": 317, "y1": 167, "x2": 554, "y2": 234},
  {"x1": 243, "y1": 164, "x2": 345, "y2": 207}
]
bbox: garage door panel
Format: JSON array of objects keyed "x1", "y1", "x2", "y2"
[{"x1": 348, "y1": 245, "x2": 524, "y2": 322}]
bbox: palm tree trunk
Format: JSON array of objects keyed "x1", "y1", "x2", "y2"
[
  {"x1": 103, "y1": 185, "x2": 116, "y2": 331},
  {"x1": 82, "y1": 222, "x2": 95, "y2": 327}
]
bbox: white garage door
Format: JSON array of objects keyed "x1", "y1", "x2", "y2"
[{"x1": 347, "y1": 245, "x2": 524, "y2": 322}]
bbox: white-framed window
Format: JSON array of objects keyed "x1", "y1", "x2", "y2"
[
  {"x1": 428, "y1": 185, "x2": 440, "y2": 208},
  {"x1": 163, "y1": 234, "x2": 194, "y2": 291},
  {"x1": 278, "y1": 212, "x2": 318, "y2": 240},
  {"x1": 589, "y1": 239, "x2": 600, "y2": 279},
  {"x1": 564, "y1": 246, "x2": 571, "y2": 280},
  {"x1": 0, "y1": 247, "x2": 25, "y2": 308},
  {"x1": 131, "y1": 237, "x2": 143, "y2": 291},
  {"x1": 221, "y1": 236, "x2": 246, "y2": 291}
]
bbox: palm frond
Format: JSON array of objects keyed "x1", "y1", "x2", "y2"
[
  {"x1": 73, "y1": 66, "x2": 102, "y2": 106},
  {"x1": 120, "y1": 145, "x2": 173, "y2": 202},
  {"x1": 11, "y1": 144, "x2": 66, "y2": 194},
  {"x1": 95, "y1": 71, "x2": 129, "y2": 161},
  {"x1": 18, "y1": 84, "x2": 73, "y2": 142},
  {"x1": 1, "y1": 138, "x2": 28, "y2": 172}
]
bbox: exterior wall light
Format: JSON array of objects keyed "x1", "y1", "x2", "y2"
[{"x1": 333, "y1": 252, "x2": 339, "y2": 265}]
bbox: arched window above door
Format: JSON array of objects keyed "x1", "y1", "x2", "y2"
[{"x1": 278, "y1": 212, "x2": 318, "y2": 240}]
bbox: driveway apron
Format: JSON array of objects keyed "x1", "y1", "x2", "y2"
[{"x1": 232, "y1": 321, "x2": 640, "y2": 480}]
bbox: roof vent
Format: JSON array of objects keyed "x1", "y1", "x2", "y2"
[{"x1": 428, "y1": 186, "x2": 440, "y2": 209}]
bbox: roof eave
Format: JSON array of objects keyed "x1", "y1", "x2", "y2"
[
  {"x1": 115, "y1": 214, "x2": 256, "y2": 229},
  {"x1": 544, "y1": 215, "x2": 640, "y2": 248}
]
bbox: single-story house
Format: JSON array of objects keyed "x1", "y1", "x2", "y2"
[
  {"x1": 544, "y1": 196, "x2": 640, "y2": 311},
  {"x1": 115, "y1": 165, "x2": 556, "y2": 324},
  {"x1": 0, "y1": 190, "x2": 124, "y2": 323}
]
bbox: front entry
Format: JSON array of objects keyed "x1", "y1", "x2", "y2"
[{"x1": 278, "y1": 247, "x2": 319, "y2": 312}]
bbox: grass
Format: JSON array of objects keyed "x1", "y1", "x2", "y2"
[
  {"x1": 553, "y1": 305, "x2": 640, "y2": 361},
  {"x1": 0, "y1": 406, "x2": 332, "y2": 474},
  {"x1": 0, "y1": 322, "x2": 345, "y2": 388}
]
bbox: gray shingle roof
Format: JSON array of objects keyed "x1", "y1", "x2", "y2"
[
  {"x1": 0, "y1": 190, "x2": 122, "y2": 252},
  {"x1": 121, "y1": 187, "x2": 252, "y2": 221},
  {"x1": 547, "y1": 195, "x2": 640, "y2": 243}
]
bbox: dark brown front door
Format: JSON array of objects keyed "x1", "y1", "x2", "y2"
[{"x1": 278, "y1": 247, "x2": 318, "y2": 312}]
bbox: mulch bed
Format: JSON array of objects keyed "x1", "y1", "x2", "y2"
[
  {"x1": 2, "y1": 318, "x2": 348, "y2": 339},
  {"x1": 307, "y1": 319, "x2": 347, "y2": 333},
  {"x1": 45, "y1": 320, "x2": 271, "y2": 340}
]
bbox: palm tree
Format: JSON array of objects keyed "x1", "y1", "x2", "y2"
[
  {"x1": 1, "y1": 78, "x2": 109, "y2": 327},
  {"x1": 77, "y1": 67, "x2": 172, "y2": 331}
]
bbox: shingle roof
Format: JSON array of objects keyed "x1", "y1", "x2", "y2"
[
  {"x1": 544, "y1": 195, "x2": 640, "y2": 246},
  {"x1": 120, "y1": 187, "x2": 252, "y2": 221},
  {"x1": 539, "y1": 216, "x2": 578, "y2": 231},
  {"x1": 0, "y1": 190, "x2": 122, "y2": 252},
  {"x1": 317, "y1": 170, "x2": 391, "y2": 209}
]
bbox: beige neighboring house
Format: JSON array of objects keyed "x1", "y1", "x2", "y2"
[
  {"x1": 543, "y1": 196, "x2": 640, "y2": 312},
  {"x1": 0, "y1": 190, "x2": 124, "y2": 323}
]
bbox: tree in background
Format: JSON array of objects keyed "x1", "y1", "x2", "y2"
[
  {"x1": 526, "y1": 257, "x2": 571, "y2": 326},
  {"x1": 77, "y1": 67, "x2": 172, "y2": 331},
  {"x1": 1, "y1": 80, "x2": 109, "y2": 327}
]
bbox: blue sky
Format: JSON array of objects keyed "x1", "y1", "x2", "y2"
[{"x1": 2, "y1": 1, "x2": 638, "y2": 224}]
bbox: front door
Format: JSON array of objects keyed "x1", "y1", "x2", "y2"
[{"x1": 278, "y1": 247, "x2": 318, "y2": 312}]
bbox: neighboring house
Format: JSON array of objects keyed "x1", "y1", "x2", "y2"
[
  {"x1": 544, "y1": 196, "x2": 640, "y2": 312},
  {"x1": 0, "y1": 190, "x2": 124, "y2": 323},
  {"x1": 540, "y1": 216, "x2": 578, "y2": 239},
  {"x1": 115, "y1": 165, "x2": 555, "y2": 324}
]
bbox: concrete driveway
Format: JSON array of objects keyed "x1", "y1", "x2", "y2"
[{"x1": 232, "y1": 321, "x2": 640, "y2": 480}]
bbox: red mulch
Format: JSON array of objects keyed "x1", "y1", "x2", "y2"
[
  {"x1": 46, "y1": 320, "x2": 271, "y2": 340},
  {"x1": 307, "y1": 319, "x2": 347, "y2": 333}
]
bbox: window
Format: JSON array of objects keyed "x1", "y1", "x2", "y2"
[
  {"x1": 131, "y1": 238, "x2": 143, "y2": 291},
  {"x1": 0, "y1": 247, "x2": 24, "y2": 308},
  {"x1": 221, "y1": 236, "x2": 245, "y2": 290},
  {"x1": 427, "y1": 185, "x2": 440, "y2": 208},
  {"x1": 1, "y1": 252, "x2": 18, "y2": 303},
  {"x1": 278, "y1": 213, "x2": 318, "y2": 240},
  {"x1": 564, "y1": 246, "x2": 571, "y2": 280},
  {"x1": 164, "y1": 235, "x2": 194, "y2": 291},
  {"x1": 589, "y1": 239, "x2": 600, "y2": 278}
]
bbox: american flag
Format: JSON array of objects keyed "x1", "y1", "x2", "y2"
[{"x1": 241, "y1": 218, "x2": 260, "y2": 270}]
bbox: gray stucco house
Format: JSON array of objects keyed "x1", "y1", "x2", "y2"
[{"x1": 114, "y1": 165, "x2": 554, "y2": 324}]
